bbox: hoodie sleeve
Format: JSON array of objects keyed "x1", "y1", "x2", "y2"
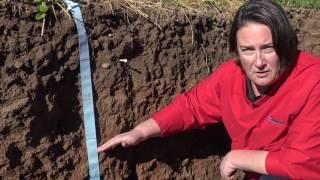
[
  {"x1": 150, "y1": 62, "x2": 231, "y2": 137},
  {"x1": 265, "y1": 82, "x2": 320, "y2": 178}
]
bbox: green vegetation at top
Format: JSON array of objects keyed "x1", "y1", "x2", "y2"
[
  {"x1": 27, "y1": 0, "x2": 319, "y2": 36},
  {"x1": 276, "y1": 0, "x2": 320, "y2": 9},
  {"x1": 30, "y1": 0, "x2": 320, "y2": 24}
]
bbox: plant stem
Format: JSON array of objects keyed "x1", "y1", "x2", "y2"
[{"x1": 41, "y1": 18, "x2": 45, "y2": 37}]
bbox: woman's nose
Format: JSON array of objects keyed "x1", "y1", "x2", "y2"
[{"x1": 254, "y1": 52, "x2": 266, "y2": 68}]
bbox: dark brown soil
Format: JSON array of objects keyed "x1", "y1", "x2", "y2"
[{"x1": 0, "y1": 2, "x2": 319, "y2": 180}]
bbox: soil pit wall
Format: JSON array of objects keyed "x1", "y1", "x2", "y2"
[{"x1": 1, "y1": 2, "x2": 320, "y2": 179}]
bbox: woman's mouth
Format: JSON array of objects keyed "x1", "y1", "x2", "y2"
[{"x1": 255, "y1": 71, "x2": 269, "y2": 78}]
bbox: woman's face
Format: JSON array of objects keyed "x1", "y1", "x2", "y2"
[{"x1": 236, "y1": 22, "x2": 281, "y2": 94}]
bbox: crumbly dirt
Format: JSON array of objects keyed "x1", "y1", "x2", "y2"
[{"x1": 0, "y1": 2, "x2": 319, "y2": 180}]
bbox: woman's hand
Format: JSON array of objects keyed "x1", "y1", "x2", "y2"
[
  {"x1": 97, "y1": 129, "x2": 145, "y2": 152},
  {"x1": 220, "y1": 151, "x2": 237, "y2": 180},
  {"x1": 97, "y1": 118, "x2": 161, "y2": 152},
  {"x1": 220, "y1": 150, "x2": 268, "y2": 179}
]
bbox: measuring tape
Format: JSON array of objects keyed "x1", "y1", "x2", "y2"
[{"x1": 64, "y1": 1, "x2": 100, "y2": 179}]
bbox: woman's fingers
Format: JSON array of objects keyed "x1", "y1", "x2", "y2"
[
  {"x1": 97, "y1": 136, "x2": 123, "y2": 152},
  {"x1": 97, "y1": 129, "x2": 144, "y2": 152}
]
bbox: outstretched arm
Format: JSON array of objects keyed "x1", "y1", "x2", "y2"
[{"x1": 97, "y1": 118, "x2": 161, "y2": 152}]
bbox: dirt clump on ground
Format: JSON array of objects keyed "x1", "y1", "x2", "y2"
[{"x1": 0, "y1": 2, "x2": 320, "y2": 179}]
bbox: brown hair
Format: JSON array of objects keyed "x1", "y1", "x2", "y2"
[{"x1": 229, "y1": 0, "x2": 298, "y2": 71}]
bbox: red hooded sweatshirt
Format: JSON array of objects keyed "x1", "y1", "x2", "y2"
[{"x1": 151, "y1": 51, "x2": 320, "y2": 179}]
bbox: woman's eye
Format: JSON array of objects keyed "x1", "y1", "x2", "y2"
[
  {"x1": 241, "y1": 49, "x2": 254, "y2": 55},
  {"x1": 263, "y1": 46, "x2": 275, "y2": 53}
]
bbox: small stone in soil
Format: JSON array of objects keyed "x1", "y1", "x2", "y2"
[{"x1": 102, "y1": 63, "x2": 111, "y2": 69}]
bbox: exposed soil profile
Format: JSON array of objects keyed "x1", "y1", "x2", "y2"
[{"x1": 0, "y1": 2, "x2": 319, "y2": 179}]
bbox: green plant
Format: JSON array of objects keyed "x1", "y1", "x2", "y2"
[
  {"x1": 32, "y1": 0, "x2": 70, "y2": 36},
  {"x1": 34, "y1": 0, "x2": 49, "y2": 20}
]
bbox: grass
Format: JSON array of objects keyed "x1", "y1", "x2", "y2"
[
  {"x1": 85, "y1": 0, "x2": 319, "y2": 25},
  {"x1": 276, "y1": 0, "x2": 320, "y2": 9},
  {"x1": 85, "y1": 0, "x2": 234, "y2": 30},
  {"x1": 91, "y1": 0, "x2": 231, "y2": 17}
]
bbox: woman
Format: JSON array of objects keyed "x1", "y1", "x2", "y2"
[{"x1": 98, "y1": 0, "x2": 320, "y2": 179}]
